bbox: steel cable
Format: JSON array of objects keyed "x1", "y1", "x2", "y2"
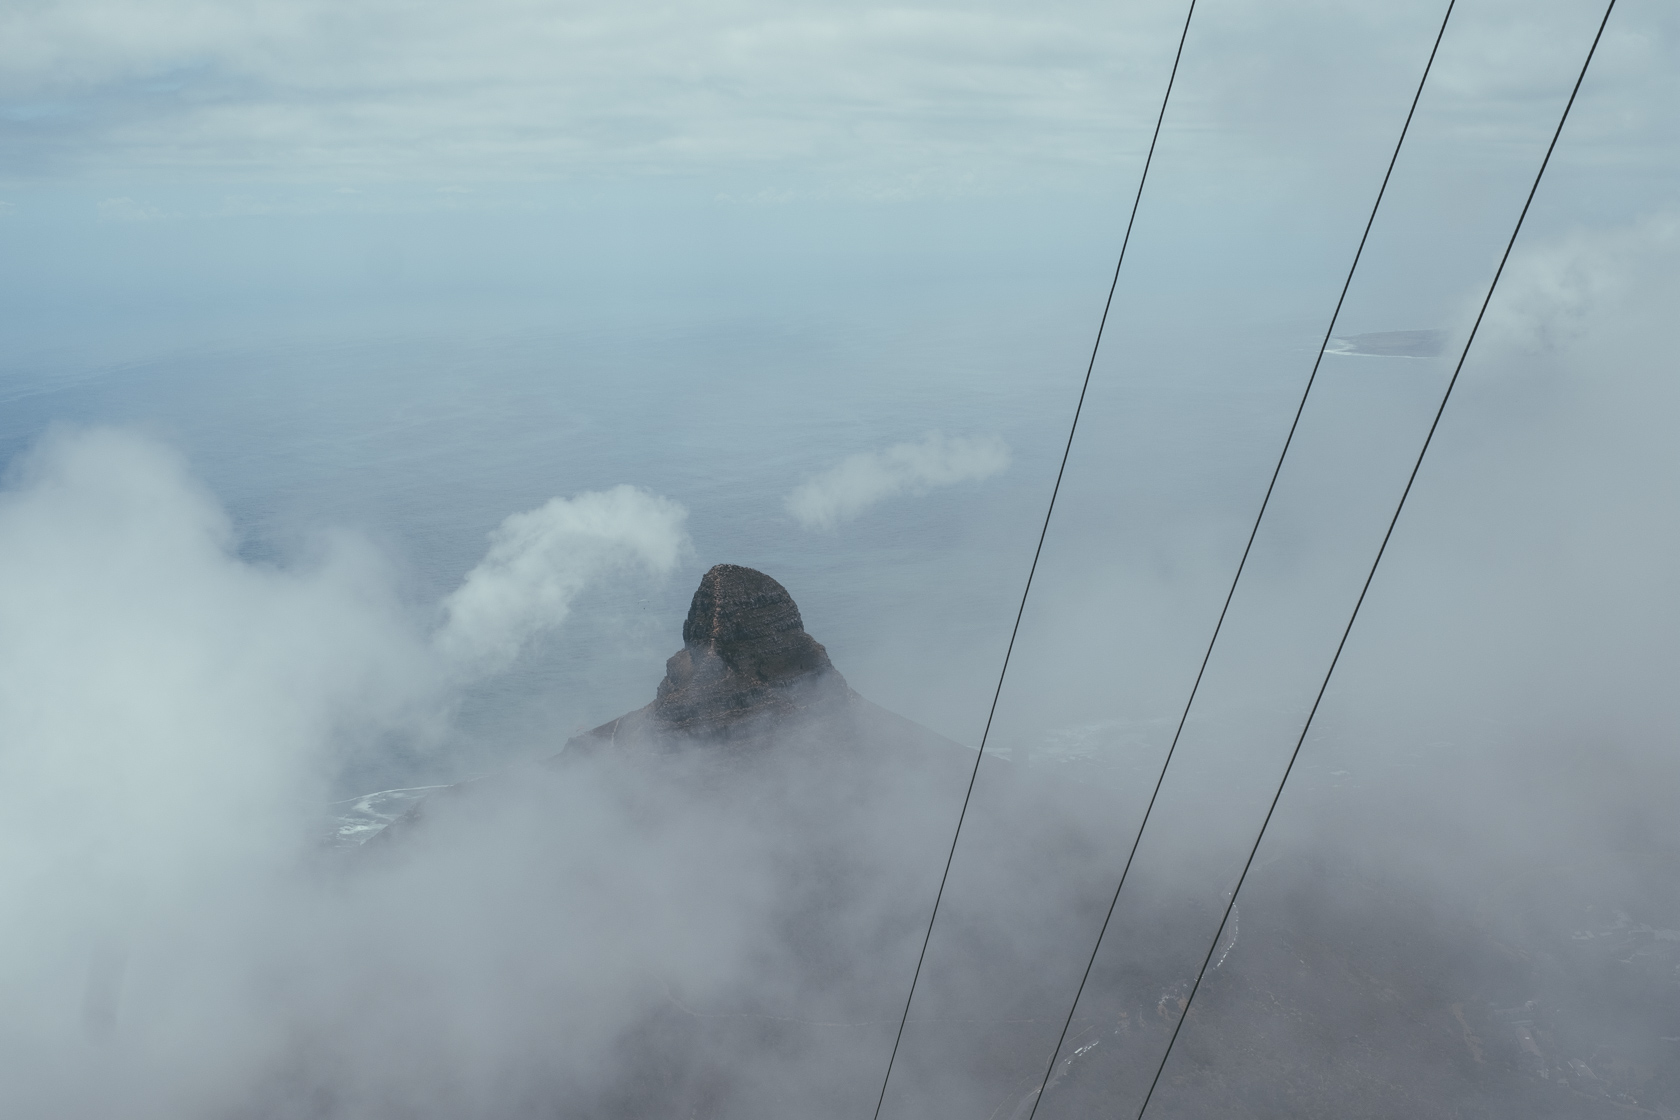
[
  {"x1": 866, "y1": 3, "x2": 1200, "y2": 1117},
  {"x1": 1019, "y1": 2, "x2": 1462, "y2": 1116},
  {"x1": 1128, "y1": 4, "x2": 1618, "y2": 1117}
]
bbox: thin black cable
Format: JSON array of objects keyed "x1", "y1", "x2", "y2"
[
  {"x1": 1131, "y1": 5, "x2": 1617, "y2": 1119},
  {"x1": 867, "y1": 4, "x2": 1199, "y2": 1118},
  {"x1": 1018, "y1": 4, "x2": 1460, "y2": 1117}
]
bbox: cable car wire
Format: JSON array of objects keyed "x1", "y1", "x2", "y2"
[
  {"x1": 1018, "y1": 2, "x2": 1461, "y2": 1116},
  {"x1": 1128, "y1": 4, "x2": 1617, "y2": 1117},
  {"x1": 866, "y1": 3, "x2": 1200, "y2": 1117}
]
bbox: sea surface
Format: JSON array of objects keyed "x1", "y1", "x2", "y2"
[
  {"x1": 0, "y1": 278, "x2": 1457, "y2": 805},
  {"x1": 0, "y1": 294, "x2": 1082, "y2": 789}
]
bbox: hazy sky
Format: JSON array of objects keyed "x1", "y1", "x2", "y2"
[
  {"x1": 3, "y1": 0, "x2": 1673, "y2": 356},
  {"x1": 0, "y1": 0, "x2": 1668, "y2": 189}
]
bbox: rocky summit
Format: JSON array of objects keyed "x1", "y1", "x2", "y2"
[{"x1": 577, "y1": 564, "x2": 853, "y2": 745}]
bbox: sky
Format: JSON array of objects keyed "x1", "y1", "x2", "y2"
[
  {"x1": 1, "y1": 0, "x2": 1669, "y2": 352},
  {"x1": 0, "y1": 0, "x2": 1678, "y2": 1116}
]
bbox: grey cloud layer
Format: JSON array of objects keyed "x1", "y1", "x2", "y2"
[
  {"x1": 9, "y1": 0, "x2": 1669, "y2": 190},
  {"x1": 0, "y1": 0, "x2": 1184, "y2": 186}
]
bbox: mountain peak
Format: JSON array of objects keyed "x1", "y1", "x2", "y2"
[
  {"x1": 652, "y1": 564, "x2": 843, "y2": 734},
  {"x1": 678, "y1": 564, "x2": 831, "y2": 678},
  {"x1": 570, "y1": 565, "x2": 847, "y2": 747}
]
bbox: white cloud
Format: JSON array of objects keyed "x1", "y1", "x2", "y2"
[
  {"x1": 786, "y1": 432, "x2": 1011, "y2": 531},
  {"x1": 0, "y1": 430, "x2": 422, "y2": 1058},
  {"x1": 0, "y1": 426, "x2": 1002, "y2": 1118},
  {"x1": 1479, "y1": 212, "x2": 1679, "y2": 355},
  {"x1": 0, "y1": 431, "x2": 684, "y2": 944},
  {"x1": 434, "y1": 485, "x2": 688, "y2": 673},
  {"x1": 0, "y1": 429, "x2": 707, "y2": 1115}
]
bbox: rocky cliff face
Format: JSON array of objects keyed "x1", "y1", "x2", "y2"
[
  {"x1": 579, "y1": 564, "x2": 852, "y2": 745},
  {"x1": 654, "y1": 564, "x2": 844, "y2": 729}
]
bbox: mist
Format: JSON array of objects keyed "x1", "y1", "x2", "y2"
[
  {"x1": 0, "y1": 429, "x2": 1129, "y2": 1118},
  {"x1": 0, "y1": 431, "x2": 705, "y2": 1114},
  {"x1": 786, "y1": 433, "x2": 1012, "y2": 531}
]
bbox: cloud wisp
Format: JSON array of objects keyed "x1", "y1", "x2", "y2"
[
  {"x1": 785, "y1": 432, "x2": 1011, "y2": 531},
  {"x1": 1478, "y1": 211, "x2": 1678, "y2": 355},
  {"x1": 435, "y1": 485, "x2": 688, "y2": 674}
]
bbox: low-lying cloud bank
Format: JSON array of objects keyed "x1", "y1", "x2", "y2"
[
  {"x1": 0, "y1": 428, "x2": 713, "y2": 1118},
  {"x1": 786, "y1": 431, "x2": 1011, "y2": 531},
  {"x1": 4, "y1": 202, "x2": 1680, "y2": 1120},
  {"x1": 0, "y1": 427, "x2": 1113, "y2": 1120}
]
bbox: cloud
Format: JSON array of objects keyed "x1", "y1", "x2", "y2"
[
  {"x1": 6, "y1": 0, "x2": 1670, "y2": 192},
  {"x1": 434, "y1": 485, "x2": 688, "y2": 673},
  {"x1": 0, "y1": 430, "x2": 685, "y2": 921},
  {"x1": 0, "y1": 425, "x2": 1076, "y2": 1119},
  {"x1": 1477, "y1": 211, "x2": 1678, "y2": 355},
  {"x1": 0, "y1": 430, "x2": 424, "y2": 1090},
  {"x1": 0, "y1": 428, "x2": 721, "y2": 1116},
  {"x1": 0, "y1": 0, "x2": 1191, "y2": 188},
  {"x1": 786, "y1": 432, "x2": 1010, "y2": 531}
]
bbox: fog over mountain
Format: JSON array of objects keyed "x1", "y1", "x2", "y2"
[
  {"x1": 2, "y1": 462, "x2": 1675, "y2": 1116},
  {"x1": 2, "y1": 0, "x2": 1677, "y2": 1116}
]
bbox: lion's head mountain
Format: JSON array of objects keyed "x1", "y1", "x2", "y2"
[{"x1": 564, "y1": 563, "x2": 965, "y2": 765}]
